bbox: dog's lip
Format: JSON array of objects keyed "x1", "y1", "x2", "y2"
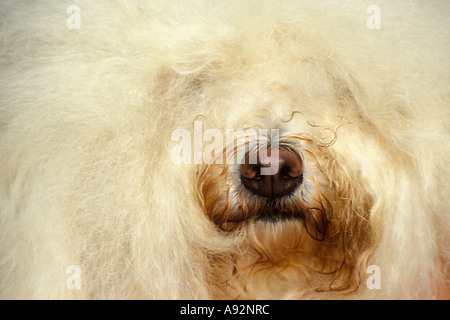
[
  {"x1": 254, "y1": 198, "x2": 305, "y2": 221},
  {"x1": 255, "y1": 210, "x2": 303, "y2": 223}
]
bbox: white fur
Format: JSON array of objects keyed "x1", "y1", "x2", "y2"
[{"x1": 0, "y1": 0, "x2": 449, "y2": 299}]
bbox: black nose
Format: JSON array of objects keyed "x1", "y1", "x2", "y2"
[{"x1": 240, "y1": 147, "x2": 303, "y2": 198}]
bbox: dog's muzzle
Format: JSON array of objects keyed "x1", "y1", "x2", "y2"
[{"x1": 240, "y1": 147, "x2": 303, "y2": 198}]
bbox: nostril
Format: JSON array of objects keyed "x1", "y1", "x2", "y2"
[
  {"x1": 279, "y1": 164, "x2": 297, "y2": 179},
  {"x1": 278, "y1": 148, "x2": 303, "y2": 179},
  {"x1": 240, "y1": 163, "x2": 259, "y2": 180}
]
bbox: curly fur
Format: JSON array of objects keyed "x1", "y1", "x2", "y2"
[{"x1": 0, "y1": 0, "x2": 449, "y2": 299}]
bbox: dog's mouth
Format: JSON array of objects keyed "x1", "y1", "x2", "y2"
[
  {"x1": 217, "y1": 193, "x2": 327, "y2": 241},
  {"x1": 255, "y1": 198, "x2": 305, "y2": 222},
  {"x1": 219, "y1": 178, "x2": 327, "y2": 240},
  {"x1": 199, "y1": 138, "x2": 330, "y2": 241}
]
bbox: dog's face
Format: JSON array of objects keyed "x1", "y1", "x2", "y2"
[
  {"x1": 152, "y1": 15, "x2": 448, "y2": 297},
  {"x1": 188, "y1": 67, "x2": 375, "y2": 298}
]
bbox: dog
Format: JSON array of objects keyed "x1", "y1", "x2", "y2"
[{"x1": 0, "y1": 0, "x2": 449, "y2": 299}]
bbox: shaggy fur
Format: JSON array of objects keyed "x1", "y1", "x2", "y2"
[{"x1": 0, "y1": 0, "x2": 449, "y2": 299}]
